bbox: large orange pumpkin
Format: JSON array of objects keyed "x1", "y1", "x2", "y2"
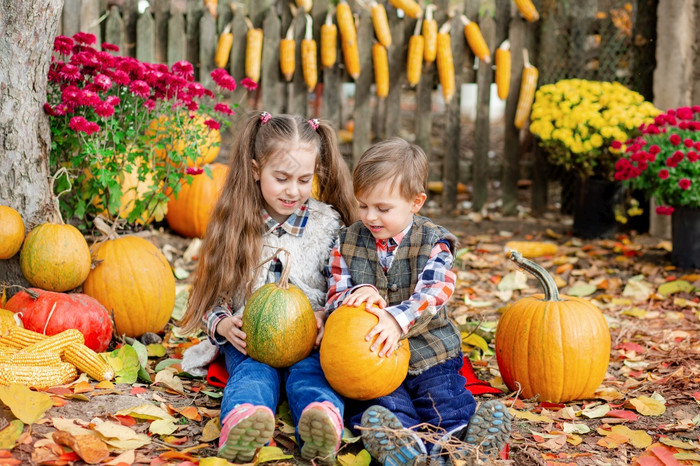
[
  {"x1": 19, "y1": 223, "x2": 91, "y2": 292},
  {"x1": 82, "y1": 235, "x2": 175, "y2": 338},
  {"x1": 146, "y1": 113, "x2": 220, "y2": 168},
  {"x1": 494, "y1": 251, "x2": 611, "y2": 403},
  {"x1": 166, "y1": 163, "x2": 228, "y2": 238},
  {"x1": 241, "y1": 252, "x2": 318, "y2": 368},
  {"x1": 320, "y1": 303, "x2": 411, "y2": 400},
  {"x1": 0, "y1": 205, "x2": 25, "y2": 259}
]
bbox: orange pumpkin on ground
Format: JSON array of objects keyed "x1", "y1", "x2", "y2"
[
  {"x1": 320, "y1": 303, "x2": 410, "y2": 400},
  {"x1": 166, "y1": 163, "x2": 228, "y2": 238},
  {"x1": 0, "y1": 206, "x2": 25, "y2": 259}
]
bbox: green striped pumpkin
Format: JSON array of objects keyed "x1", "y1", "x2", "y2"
[{"x1": 241, "y1": 252, "x2": 318, "y2": 368}]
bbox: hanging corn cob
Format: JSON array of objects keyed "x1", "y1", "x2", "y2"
[
  {"x1": 461, "y1": 15, "x2": 490, "y2": 63},
  {"x1": 436, "y1": 21, "x2": 455, "y2": 103},
  {"x1": 296, "y1": 0, "x2": 313, "y2": 13},
  {"x1": 280, "y1": 22, "x2": 296, "y2": 82},
  {"x1": 204, "y1": 0, "x2": 218, "y2": 18},
  {"x1": 245, "y1": 18, "x2": 264, "y2": 83},
  {"x1": 388, "y1": 0, "x2": 422, "y2": 19},
  {"x1": 215, "y1": 23, "x2": 234, "y2": 68},
  {"x1": 320, "y1": 10, "x2": 338, "y2": 68},
  {"x1": 422, "y1": 5, "x2": 437, "y2": 64},
  {"x1": 371, "y1": 1, "x2": 392, "y2": 48},
  {"x1": 495, "y1": 39, "x2": 511, "y2": 100},
  {"x1": 337, "y1": 1, "x2": 360, "y2": 80},
  {"x1": 372, "y1": 42, "x2": 389, "y2": 98},
  {"x1": 514, "y1": 0, "x2": 540, "y2": 22},
  {"x1": 406, "y1": 18, "x2": 424, "y2": 86},
  {"x1": 514, "y1": 48, "x2": 539, "y2": 129},
  {"x1": 302, "y1": 14, "x2": 318, "y2": 92}
]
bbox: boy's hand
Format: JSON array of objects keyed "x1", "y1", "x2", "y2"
[
  {"x1": 313, "y1": 309, "x2": 326, "y2": 348},
  {"x1": 216, "y1": 316, "x2": 247, "y2": 354},
  {"x1": 344, "y1": 286, "x2": 387, "y2": 309},
  {"x1": 364, "y1": 306, "x2": 402, "y2": 357}
]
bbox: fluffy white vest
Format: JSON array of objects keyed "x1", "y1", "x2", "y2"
[{"x1": 233, "y1": 198, "x2": 341, "y2": 316}]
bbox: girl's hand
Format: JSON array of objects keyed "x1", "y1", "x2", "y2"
[
  {"x1": 363, "y1": 306, "x2": 402, "y2": 357},
  {"x1": 344, "y1": 286, "x2": 387, "y2": 309},
  {"x1": 313, "y1": 309, "x2": 326, "y2": 348},
  {"x1": 216, "y1": 316, "x2": 247, "y2": 354}
]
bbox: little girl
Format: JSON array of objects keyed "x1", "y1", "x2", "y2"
[{"x1": 179, "y1": 113, "x2": 357, "y2": 464}]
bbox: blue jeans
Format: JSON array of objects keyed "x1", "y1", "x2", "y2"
[
  {"x1": 346, "y1": 355, "x2": 476, "y2": 435},
  {"x1": 219, "y1": 343, "x2": 344, "y2": 432}
]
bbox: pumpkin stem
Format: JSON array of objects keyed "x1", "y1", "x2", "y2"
[
  {"x1": 93, "y1": 215, "x2": 120, "y2": 241},
  {"x1": 0, "y1": 283, "x2": 40, "y2": 300},
  {"x1": 49, "y1": 168, "x2": 71, "y2": 224},
  {"x1": 256, "y1": 248, "x2": 292, "y2": 290},
  {"x1": 507, "y1": 250, "x2": 561, "y2": 301}
]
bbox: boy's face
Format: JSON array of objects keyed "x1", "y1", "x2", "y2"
[{"x1": 355, "y1": 181, "x2": 427, "y2": 240}]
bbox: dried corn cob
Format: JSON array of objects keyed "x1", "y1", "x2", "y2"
[
  {"x1": 19, "y1": 329, "x2": 84, "y2": 356},
  {"x1": 371, "y1": 1, "x2": 392, "y2": 48},
  {"x1": 296, "y1": 0, "x2": 313, "y2": 13},
  {"x1": 461, "y1": 15, "x2": 490, "y2": 63},
  {"x1": 215, "y1": 24, "x2": 234, "y2": 68},
  {"x1": 406, "y1": 19, "x2": 424, "y2": 86},
  {"x1": 337, "y1": 1, "x2": 360, "y2": 79},
  {"x1": 301, "y1": 14, "x2": 318, "y2": 92},
  {"x1": 388, "y1": 0, "x2": 422, "y2": 19},
  {"x1": 280, "y1": 22, "x2": 296, "y2": 82},
  {"x1": 372, "y1": 42, "x2": 389, "y2": 98},
  {"x1": 514, "y1": 0, "x2": 540, "y2": 22},
  {"x1": 422, "y1": 5, "x2": 437, "y2": 64},
  {"x1": 514, "y1": 48, "x2": 539, "y2": 129},
  {"x1": 0, "y1": 350, "x2": 62, "y2": 367},
  {"x1": 245, "y1": 19, "x2": 264, "y2": 83},
  {"x1": 495, "y1": 39, "x2": 511, "y2": 100},
  {"x1": 436, "y1": 21, "x2": 455, "y2": 103},
  {"x1": 0, "y1": 324, "x2": 46, "y2": 350},
  {"x1": 64, "y1": 342, "x2": 114, "y2": 382},
  {"x1": 0, "y1": 362, "x2": 77, "y2": 389},
  {"x1": 320, "y1": 10, "x2": 337, "y2": 68}
]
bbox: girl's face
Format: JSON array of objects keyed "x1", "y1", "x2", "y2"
[{"x1": 253, "y1": 143, "x2": 317, "y2": 224}]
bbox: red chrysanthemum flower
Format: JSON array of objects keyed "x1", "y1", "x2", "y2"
[
  {"x1": 241, "y1": 77, "x2": 258, "y2": 91},
  {"x1": 204, "y1": 119, "x2": 220, "y2": 130},
  {"x1": 679, "y1": 178, "x2": 691, "y2": 190},
  {"x1": 669, "y1": 134, "x2": 681, "y2": 146},
  {"x1": 186, "y1": 101, "x2": 200, "y2": 112},
  {"x1": 53, "y1": 36, "x2": 74, "y2": 55},
  {"x1": 186, "y1": 167, "x2": 204, "y2": 175},
  {"x1": 687, "y1": 151, "x2": 698, "y2": 162},
  {"x1": 610, "y1": 140, "x2": 622, "y2": 149},
  {"x1": 143, "y1": 99, "x2": 156, "y2": 111},
  {"x1": 58, "y1": 64, "x2": 82, "y2": 81},
  {"x1": 648, "y1": 144, "x2": 661, "y2": 155},
  {"x1": 658, "y1": 169, "x2": 669, "y2": 180},
  {"x1": 129, "y1": 80, "x2": 150, "y2": 98},
  {"x1": 43, "y1": 103, "x2": 57, "y2": 116},
  {"x1": 101, "y1": 42, "x2": 120, "y2": 52},
  {"x1": 684, "y1": 138, "x2": 694, "y2": 148},
  {"x1": 655, "y1": 205, "x2": 674, "y2": 215},
  {"x1": 214, "y1": 103, "x2": 235, "y2": 116},
  {"x1": 95, "y1": 102, "x2": 115, "y2": 118},
  {"x1": 93, "y1": 74, "x2": 112, "y2": 91},
  {"x1": 73, "y1": 32, "x2": 97, "y2": 45}
]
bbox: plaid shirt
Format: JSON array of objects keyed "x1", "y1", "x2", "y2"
[
  {"x1": 326, "y1": 223, "x2": 456, "y2": 334},
  {"x1": 205, "y1": 203, "x2": 311, "y2": 343}
]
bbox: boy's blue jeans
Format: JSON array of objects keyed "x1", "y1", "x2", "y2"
[
  {"x1": 219, "y1": 343, "x2": 344, "y2": 429},
  {"x1": 346, "y1": 354, "x2": 476, "y2": 435}
]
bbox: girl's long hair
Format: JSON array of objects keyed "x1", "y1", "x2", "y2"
[{"x1": 179, "y1": 113, "x2": 357, "y2": 333}]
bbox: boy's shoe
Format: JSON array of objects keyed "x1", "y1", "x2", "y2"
[
  {"x1": 218, "y1": 403, "x2": 275, "y2": 462},
  {"x1": 361, "y1": 405, "x2": 427, "y2": 466},
  {"x1": 298, "y1": 401, "x2": 344, "y2": 465}
]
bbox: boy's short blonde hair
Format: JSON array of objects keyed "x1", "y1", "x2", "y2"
[{"x1": 353, "y1": 137, "x2": 428, "y2": 200}]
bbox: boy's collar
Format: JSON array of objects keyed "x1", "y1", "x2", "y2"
[{"x1": 374, "y1": 221, "x2": 413, "y2": 248}]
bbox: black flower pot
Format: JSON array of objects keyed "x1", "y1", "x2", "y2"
[
  {"x1": 671, "y1": 206, "x2": 700, "y2": 269},
  {"x1": 573, "y1": 177, "x2": 621, "y2": 239}
]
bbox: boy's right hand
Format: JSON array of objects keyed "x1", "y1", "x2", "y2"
[
  {"x1": 216, "y1": 316, "x2": 247, "y2": 355},
  {"x1": 344, "y1": 285, "x2": 387, "y2": 309}
]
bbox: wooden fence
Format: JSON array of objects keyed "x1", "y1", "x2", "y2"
[{"x1": 58, "y1": 0, "x2": 648, "y2": 216}]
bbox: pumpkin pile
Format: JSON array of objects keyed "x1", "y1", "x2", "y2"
[
  {"x1": 0, "y1": 205, "x2": 25, "y2": 260},
  {"x1": 320, "y1": 303, "x2": 410, "y2": 400},
  {"x1": 494, "y1": 251, "x2": 611, "y2": 403},
  {"x1": 241, "y1": 249, "x2": 318, "y2": 368}
]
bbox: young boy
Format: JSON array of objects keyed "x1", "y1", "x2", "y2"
[{"x1": 326, "y1": 138, "x2": 511, "y2": 465}]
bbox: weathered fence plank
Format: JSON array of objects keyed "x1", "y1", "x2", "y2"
[
  {"x1": 80, "y1": 0, "x2": 102, "y2": 45},
  {"x1": 153, "y1": 0, "x2": 169, "y2": 64},
  {"x1": 502, "y1": 3, "x2": 523, "y2": 216},
  {"x1": 167, "y1": 8, "x2": 186, "y2": 66},
  {"x1": 62, "y1": 0, "x2": 81, "y2": 37},
  {"x1": 290, "y1": 11, "x2": 308, "y2": 116},
  {"x1": 122, "y1": 0, "x2": 139, "y2": 57},
  {"x1": 385, "y1": 3, "x2": 408, "y2": 139},
  {"x1": 186, "y1": 0, "x2": 204, "y2": 79},
  {"x1": 199, "y1": 10, "x2": 217, "y2": 89},
  {"x1": 352, "y1": 9, "x2": 373, "y2": 166},
  {"x1": 136, "y1": 8, "x2": 155, "y2": 64},
  {"x1": 261, "y1": 7, "x2": 283, "y2": 115},
  {"x1": 105, "y1": 6, "x2": 125, "y2": 53}
]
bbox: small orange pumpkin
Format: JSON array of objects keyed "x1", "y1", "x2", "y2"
[
  {"x1": 82, "y1": 235, "x2": 175, "y2": 338},
  {"x1": 19, "y1": 223, "x2": 91, "y2": 292},
  {"x1": 494, "y1": 251, "x2": 611, "y2": 403},
  {"x1": 320, "y1": 303, "x2": 410, "y2": 400},
  {"x1": 0, "y1": 205, "x2": 25, "y2": 259},
  {"x1": 166, "y1": 163, "x2": 228, "y2": 238}
]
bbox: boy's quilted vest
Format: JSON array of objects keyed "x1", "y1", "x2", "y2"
[{"x1": 339, "y1": 215, "x2": 461, "y2": 374}]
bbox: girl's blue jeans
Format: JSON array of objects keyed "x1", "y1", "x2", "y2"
[
  {"x1": 345, "y1": 354, "x2": 476, "y2": 435},
  {"x1": 219, "y1": 343, "x2": 344, "y2": 430}
]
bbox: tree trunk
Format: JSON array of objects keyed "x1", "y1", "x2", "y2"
[{"x1": 0, "y1": 0, "x2": 63, "y2": 294}]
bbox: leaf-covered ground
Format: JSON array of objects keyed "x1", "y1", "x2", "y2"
[{"x1": 1, "y1": 211, "x2": 698, "y2": 465}]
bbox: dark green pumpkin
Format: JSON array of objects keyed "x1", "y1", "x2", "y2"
[{"x1": 241, "y1": 253, "x2": 318, "y2": 368}]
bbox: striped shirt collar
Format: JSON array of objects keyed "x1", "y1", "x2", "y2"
[{"x1": 263, "y1": 201, "x2": 310, "y2": 237}]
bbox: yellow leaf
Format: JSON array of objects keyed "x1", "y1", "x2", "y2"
[
  {"x1": 116, "y1": 404, "x2": 177, "y2": 422},
  {"x1": 95, "y1": 380, "x2": 115, "y2": 389},
  {"x1": 0, "y1": 383, "x2": 53, "y2": 424},
  {"x1": 621, "y1": 307, "x2": 647, "y2": 318},
  {"x1": 509, "y1": 409, "x2": 552, "y2": 423},
  {"x1": 149, "y1": 419, "x2": 178, "y2": 435},
  {"x1": 0, "y1": 420, "x2": 23, "y2": 449},
  {"x1": 200, "y1": 418, "x2": 221, "y2": 443},
  {"x1": 154, "y1": 369, "x2": 184, "y2": 394},
  {"x1": 611, "y1": 425, "x2": 651, "y2": 449},
  {"x1": 338, "y1": 449, "x2": 372, "y2": 466},
  {"x1": 199, "y1": 458, "x2": 233, "y2": 466},
  {"x1": 255, "y1": 446, "x2": 293, "y2": 463},
  {"x1": 566, "y1": 434, "x2": 582, "y2": 446},
  {"x1": 629, "y1": 396, "x2": 666, "y2": 416},
  {"x1": 659, "y1": 437, "x2": 698, "y2": 450},
  {"x1": 597, "y1": 432, "x2": 628, "y2": 448},
  {"x1": 657, "y1": 280, "x2": 695, "y2": 297},
  {"x1": 461, "y1": 333, "x2": 489, "y2": 353},
  {"x1": 594, "y1": 387, "x2": 625, "y2": 401},
  {"x1": 581, "y1": 403, "x2": 611, "y2": 419}
]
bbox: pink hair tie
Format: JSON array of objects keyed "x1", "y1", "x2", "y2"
[
  {"x1": 260, "y1": 112, "x2": 271, "y2": 124},
  {"x1": 308, "y1": 118, "x2": 319, "y2": 131}
]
